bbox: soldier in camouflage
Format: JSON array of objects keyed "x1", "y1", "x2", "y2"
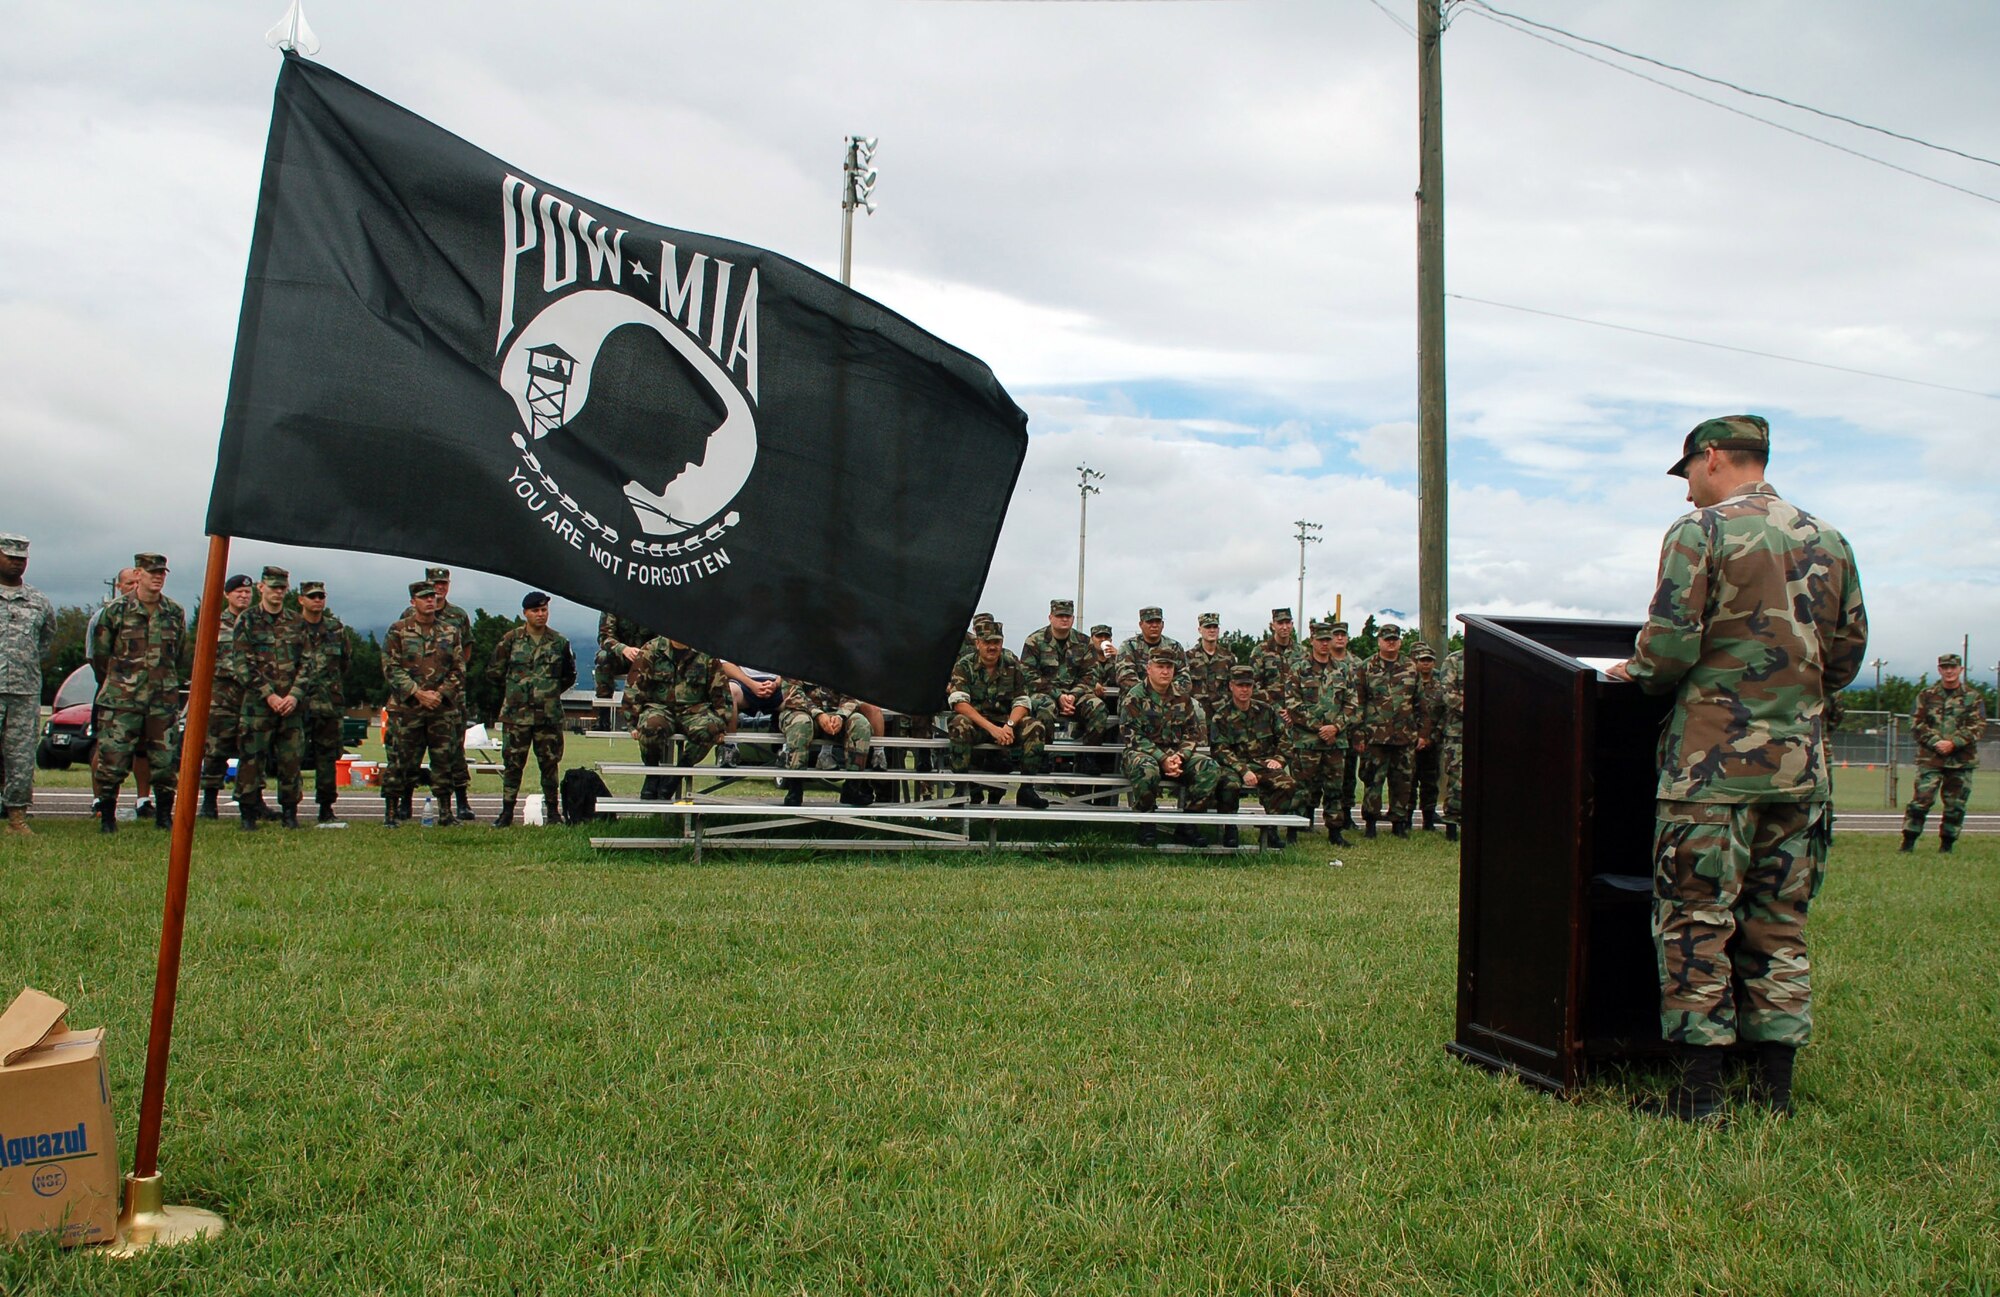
[
  {"x1": 1116, "y1": 607, "x2": 1186, "y2": 694},
  {"x1": 1252, "y1": 608, "x2": 1308, "y2": 712},
  {"x1": 1121, "y1": 646, "x2": 1220, "y2": 848},
  {"x1": 1355, "y1": 624, "x2": 1424, "y2": 837},
  {"x1": 1411, "y1": 644, "x2": 1444, "y2": 830},
  {"x1": 778, "y1": 681, "x2": 874, "y2": 808},
  {"x1": 486, "y1": 591, "x2": 575, "y2": 827},
  {"x1": 1021, "y1": 598, "x2": 1114, "y2": 751},
  {"x1": 229, "y1": 565, "x2": 317, "y2": 830},
  {"x1": 627, "y1": 635, "x2": 730, "y2": 800},
  {"x1": 1902, "y1": 653, "x2": 1986, "y2": 853},
  {"x1": 596, "y1": 612, "x2": 659, "y2": 730},
  {"x1": 1286, "y1": 619, "x2": 1361, "y2": 846},
  {"x1": 948, "y1": 623, "x2": 1049, "y2": 808},
  {"x1": 198, "y1": 574, "x2": 257, "y2": 818},
  {"x1": 1184, "y1": 612, "x2": 1234, "y2": 722},
  {"x1": 1439, "y1": 648, "x2": 1465, "y2": 843},
  {"x1": 1209, "y1": 664, "x2": 1295, "y2": 850},
  {"x1": 0, "y1": 534, "x2": 56, "y2": 837},
  {"x1": 294, "y1": 580, "x2": 352, "y2": 822},
  {"x1": 401, "y1": 567, "x2": 475, "y2": 821},
  {"x1": 1612, "y1": 415, "x2": 1867, "y2": 1121},
  {"x1": 382, "y1": 580, "x2": 468, "y2": 827},
  {"x1": 1321, "y1": 620, "x2": 1364, "y2": 827},
  {"x1": 90, "y1": 552, "x2": 186, "y2": 833}
]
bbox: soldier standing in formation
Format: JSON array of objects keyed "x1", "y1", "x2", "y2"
[
  {"x1": 89, "y1": 553, "x2": 185, "y2": 833},
  {"x1": 1120, "y1": 646, "x2": 1220, "y2": 848},
  {"x1": 1612, "y1": 414, "x2": 1867, "y2": 1121},
  {"x1": 0, "y1": 534, "x2": 56, "y2": 838},
  {"x1": 1184, "y1": 612, "x2": 1233, "y2": 721},
  {"x1": 1438, "y1": 648, "x2": 1465, "y2": 843},
  {"x1": 199, "y1": 574, "x2": 257, "y2": 818},
  {"x1": 486, "y1": 591, "x2": 574, "y2": 828},
  {"x1": 1252, "y1": 608, "x2": 1307, "y2": 713},
  {"x1": 1116, "y1": 607, "x2": 1185, "y2": 693},
  {"x1": 419, "y1": 568, "x2": 476, "y2": 823},
  {"x1": 627, "y1": 635, "x2": 731, "y2": 800},
  {"x1": 1209, "y1": 664, "x2": 1295, "y2": 850},
  {"x1": 1355, "y1": 623, "x2": 1424, "y2": 838},
  {"x1": 778, "y1": 681, "x2": 873, "y2": 808},
  {"x1": 1411, "y1": 643, "x2": 1444, "y2": 830},
  {"x1": 1021, "y1": 598, "x2": 1114, "y2": 753},
  {"x1": 295, "y1": 580, "x2": 352, "y2": 823},
  {"x1": 229, "y1": 565, "x2": 316, "y2": 830},
  {"x1": 1902, "y1": 652, "x2": 1986, "y2": 854},
  {"x1": 1286, "y1": 619, "x2": 1360, "y2": 845},
  {"x1": 947, "y1": 623, "x2": 1048, "y2": 808},
  {"x1": 382, "y1": 579, "x2": 467, "y2": 827},
  {"x1": 1321, "y1": 620, "x2": 1363, "y2": 828}
]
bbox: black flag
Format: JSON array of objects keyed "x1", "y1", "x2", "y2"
[{"x1": 208, "y1": 56, "x2": 1026, "y2": 714}]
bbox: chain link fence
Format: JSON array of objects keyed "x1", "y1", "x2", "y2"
[{"x1": 1830, "y1": 709, "x2": 1997, "y2": 808}]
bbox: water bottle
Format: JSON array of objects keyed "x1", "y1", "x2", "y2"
[{"x1": 420, "y1": 795, "x2": 436, "y2": 827}]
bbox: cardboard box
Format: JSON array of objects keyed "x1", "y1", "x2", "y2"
[{"x1": 0, "y1": 988, "x2": 120, "y2": 1248}]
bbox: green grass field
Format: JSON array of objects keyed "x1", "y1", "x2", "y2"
[{"x1": 3, "y1": 815, "x2": 1995, "y2": 1294}]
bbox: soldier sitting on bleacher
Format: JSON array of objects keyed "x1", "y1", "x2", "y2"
[{"x1": 778, "y1": 681, "x2": 873, "y2": 808}]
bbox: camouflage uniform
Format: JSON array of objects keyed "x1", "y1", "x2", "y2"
[
  {"x1": 1439, "y1": 649, "x2": 1466, "y2": 829},
  {"x1": 1252, "y1": 634, "x2": 1308, "y2": 711},
  {"x1": 1209, "y1": 691, "x2": 1297, "y2": 816},
  {"x1": 779, "y1": 683, "x2": 873, "y2": 770},
  {"x1": 1120, "y1": 674, "x2": 1220, "y2": 812},
  {"x1": 382, "y1": 611, "x2": 467, "y2": 813},
  {"x1": 201, "y1": 606, "x2": 249, "y2": 793},
  {"x1": 89, "y1": 586, "x2": 186, "y2": 806},
  {"x1": 0, "y1": 544, "x2": 55, "y2": 820},
  {"x1": 1184, "y1": 638, "x2": 1235, "y2": 724},
  {"x1": 1624, "y1": 435, "x2": 1867, "y2": 1052},
  {"x1": 1903, "y1": 667, "x2": 1986, "y2": 849},
  {"x1": 1412, "y1": 653, "x2": 1445, "y2": 828},
  {"x1": 1285, "y1": 642, "x2": 1360, "y2": 830},
  {"x1": 1116, "y1": 609, "x2": 1186, "y2": 695},
  {"x1": 628, "y1": 638, "x2": 730, "y2": 770},
  {"x1": 596, "y1": 612, "x2": 657, "y2": 726},
  {"x1": 229, "y1": 594, "x2": 316, "y2": 812},
  {"x1": 297, "y1": 600, "x2": 352, "y2": 813},
  {"x1": 1356, "y1": 638, "x2": 1424, "y2": 831},
  {"x1": 947, "y1": 648, "x2": 1046, "y2": 775},
  {"x1": 1020, "y1": 620, "x2": 1113, "y2": 746},
  {"x1": 486, "y1": 623, "x2": 575, "y2": 800}
]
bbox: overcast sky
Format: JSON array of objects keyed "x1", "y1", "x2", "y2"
[{"x1": 4, "y1": 1, "x2": 1994, "y2": 686}]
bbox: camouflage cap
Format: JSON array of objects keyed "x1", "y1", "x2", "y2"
[
  {"x1": 1090, "y1": 624, "x2": 1113, "y2": 637},
  {"x1": 522, "y1": 590, "x2": 551, "y2": 610},
  {"x1": 223, "y1": 573, "x2": 253, "y2": 593},
  {"x1": 1147, "y1": 646, "x2": 1178, "y2": 666},
  {"x1": 297, "y1": 580, "x2": 326, "y2": 597},
  {"x1": 1378, "y1": 622, "x2": 1403, "y2": 639},
  {"x1": 1229, "y1": 665, "x2": 1255, "y2": 685},
  {"x1": 1050, "y1": 598, "x2": 1075, "y2": 615},
  {"x1": 1670, "y1": 414, "x2": 1770, "y2": 478},
  {"x1": 426, "y1": 566, "x2": 452, "y2": 582},
  {"x1": 1411, "y1": 641, "x2": 1436, "y2": 661},
  {"x1": 0, "y1": 533, "x2": 27, "y2": 557},
  {"x1": 1198, "y1": 611, "x2": 1220, "y2": 628},
  {"x1": 973, "y1": 610, "x2": 994, "y2": 623},
  {"x1": 134, "y1": 552, "x2": 169, "y2": 573},
  {"x1": 1139, "y1": 606, "x2": 1164, "y2": 622},
  {"x1": 1329, "y1": 620, "x2": 1350, "y2": 635},
  {"x1": 259, "y1": 565, "x2": 289, "y2": 588},
  {"x1": 1309, "y1": 620, "x2": 1333, "y2": 638},
  {"x1": 1939, "y1": 653, "x2": 1963, "y2": 669},
  {"x1": 408, "y1": 580, "x2": 437, "y2": 599},
  {"x1": 1271, "y1": 608, "x2": 1293, "y2": 623},
  {"x1": 977, "y1": 622, "x2": 1006, "y2": 643}
]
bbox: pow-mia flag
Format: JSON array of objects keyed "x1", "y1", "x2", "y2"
[{"x1": 208, "y1": 56, "x2": 1026, "y2": 714}]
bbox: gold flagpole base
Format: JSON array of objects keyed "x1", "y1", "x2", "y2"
[{"x1": 106, "y1": 1172, "x2": 225, "y2": 1257}]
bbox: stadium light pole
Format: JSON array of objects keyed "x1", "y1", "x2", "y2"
[
  {"x1": 1871, "y1": 657, "x2": 1886, "y2": 693},
  {"x1": 1076, "y1": 465, "x2": 1104, "y2": 619},
  {"x1": 839, "y1": 135, "x2": 878, "y2": 287},
  {"x1": 1293, "y1": 519, "x2": 1322, "y2": 620}
]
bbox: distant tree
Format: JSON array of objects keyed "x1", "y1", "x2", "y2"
[
  {"x1": 463, "y1": 608, "x2": 518, "y2": 723},
  {"x1": 1220, "y1": 628, "x2": 1259, "y2": 665},
  {"x1": 345, "y1": 631, "x2": 387, "y2": 711},
  {"x1": 39, "y1": 605, "x2": 94, "y2": 704},
  {"x1": 1350, "y1": 614, "x2": 1379, "y2": 660}
]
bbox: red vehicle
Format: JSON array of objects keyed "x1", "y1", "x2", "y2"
[{"x1": 36, "y1": 665, "x2": 96, "y2": 769}]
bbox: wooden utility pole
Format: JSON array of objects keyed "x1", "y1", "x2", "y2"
[{"x1": 1416, "y1": 0, "x2": 1448, "y2": 653}]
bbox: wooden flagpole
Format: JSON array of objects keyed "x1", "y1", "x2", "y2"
[{"x1": 112, "y1": 532, "x2": 231, "y2": 1255}]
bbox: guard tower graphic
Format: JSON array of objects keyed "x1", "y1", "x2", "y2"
[{"x1": 523, "y1": 342, "x2": 576, "y2": 436}]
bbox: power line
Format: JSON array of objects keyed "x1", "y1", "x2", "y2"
[
  {"x1": 1462, "y1": 1, "x2": 2000, "y2": 172},
  {"x1": 1460, "y1": 7, "x2": 2000, "y2": 208},
  {"x1": 1448, "y1": 293, "x2": 1999, "y2": 400},
  {"x1": 1362, "y1": 0, "x2": 1415, "y2": 40}
]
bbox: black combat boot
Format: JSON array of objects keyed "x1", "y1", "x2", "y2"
[
  {"x1": 239, "y1": 800, "x2": 259, "y2": 832},
  {"x1": 98, "y1": 796, "x2": 118, "y2": 835},
  {"x1": 840, "y1": 780, "x2": 874, "y2": 807},
  {"x1": 154, "y1": 788, "x2": 175, "y2": 829},
  {"x1": 1898, "y1": 830, "x2": 1917, "y2": 853},
  {"x1": 493, "y1": 798, "x2": 516, "y2": 829},
  {"x1": 455, "y1": 789, "x2": 474, "y2": 822},
  {"x1": 1423, "y1": 808, "x2": 1438, "y2": 831},
  {"x1": 280, "y1": 801, "x2": 301, "y2": 830},
  {"x1": 433, "y1": 794, "x2": 456, "y2": 826},
  {"x1": 1392, "y1": 821, "x2": 1410, "y2": 839},
  {"x1": 1015, "y1": 783, "x2": 1048, "y2": 811},
  {"x1": 1363, "y1": 818, "x2": 1378, "y2": 839},
  {"x1": 1327, "y1": 818, "x2": 1347, "y2": 847},
  {"x1": 399, "y1": 789, "x2": 414, "y2": 822},
  {"x1": 1939, "y1": 834, "x2": 1955, "y2": 854},
  {"x1": 783, "y1": 780, "x2": 805, "y2": 808},
  {"x1": 198, "y1": 788, "x2": 219, "y2": 820},
  {"x1": 383, "y1": 796, "x2": 401, "y2": 829},
  {"x1": 1445, "y1": 823, "x2": 1459, "y2": 843},
  {"x1": 1173, "y1": 821, "x2": 1211, "y2": 849},
  {"x1": 1750, "y1": 1042, "x2": 1797, "y2": 1117},
  {"x1": 1635, "y1": 1044, "x2": 1727, "y2": 1125},
  {"x1": 1217, "y1": 790, "x2": 1239, "y2": 848},
  {"x1": 1136, "y1": 822, "x2": 1158, "y2": 849},
  {"x1": 1259, "y1": 826, "x2": 1283, "y2": 850},
  {"x1": 317, "y1": 796, "x2": 337, "y2": 824},
  {"x1": 541, "y1": 782, "x2": 562, "y2": 827},
  {"x1": 1286, "y1": 826, "x2": 1300, "y2": 844}
]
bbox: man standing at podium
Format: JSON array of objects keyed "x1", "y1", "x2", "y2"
[{"x1": 1610, "y1": 415, "x2": 1867, "y2": 1121}]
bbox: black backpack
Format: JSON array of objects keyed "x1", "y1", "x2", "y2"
[{"x1": 559, "y1": 767, "x2": 614, "y2": 825}]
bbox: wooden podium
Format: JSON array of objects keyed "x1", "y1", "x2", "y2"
[{"x1": 1447, "y1": 614, "x2": 1676, "y2": 1095}]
